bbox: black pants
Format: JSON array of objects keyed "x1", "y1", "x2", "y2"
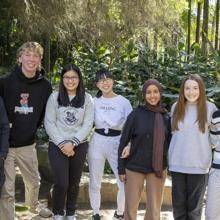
[
  {"x1": 171, "y1": 172, "x2": 207, "y2": 220},
  {"x1": 0, "y1": 159, "x2": 5, "y2": 198},
  {"x1": 48, "y1": 141, "x2": 88, "y2": 216}
]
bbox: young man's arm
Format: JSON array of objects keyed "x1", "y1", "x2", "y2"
[{"x1": 0, "y1": 97, "x2": 9, "y2": 159}]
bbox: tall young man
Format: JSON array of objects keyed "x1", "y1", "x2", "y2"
[{"x1": 0, "y1": 42, "x2": 52, "y2": 220}]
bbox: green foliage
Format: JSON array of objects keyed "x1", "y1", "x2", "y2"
[
  {"x1": 104, "y1": 161, "x2": 114, "y2": 174},
  {"x1": 49, "y1": 39, "x2": 220, "y2": 109},
  {"x1": 15, "y1": 205, "x2": 29, "y2": 212},
  {"x1": 36, "y1": 127, "x2": 49, "y2": 145}
]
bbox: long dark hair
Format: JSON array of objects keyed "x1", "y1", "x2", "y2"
[{"x1": 57, "y1": 64, "x2": 85, "y2": 108}]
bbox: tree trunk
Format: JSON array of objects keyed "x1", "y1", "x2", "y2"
[
  {"x1": 187, "y1": 0, "x2": 192, "y2": 60},
  {"x1": 172, "y1": 31, "x2": 178, "y2": 47},
  {"x1": 163, "y1": 38, "x2": 168, "y2": 63},
  {"x1": 201, "y1": 0, "x2": 209, "y2": 57},
  {"x1": 215, "y1": 0, "x2": 220, "y2": 50},
  {"x1": 153, "y1": 30, "x2": 158, "y2": 60},
  {"x1": 195, "y1": 1, "x2": 201, "y2": 43},
  {"x1": 145, "y1": 31, "x2": 150, "y2": 48},
  {"x1": 43, "y1": 37, "x2": 51, "y2": 79},
  {"x1": 211, "y1": 9, "x2": 216, "y2": 47}
]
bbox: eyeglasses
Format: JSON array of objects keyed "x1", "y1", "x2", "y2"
[
  {"x1": 63, "y1": 76, "x2": 79, "y2": 81},
  {"x1": 98, "y1": 78, "x2": 112, "y2": 84}
]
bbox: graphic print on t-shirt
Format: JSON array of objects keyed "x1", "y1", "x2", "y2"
[
  {"x1": 94, "y1": 95, "x2": 132, "y2": 131},
  {"x1": 63, "y1": 108, "x2": 79, "y2": 125},
  {"x1": 14, "y1": 93, "x2": 33, "y2": 114},
  {"x1": 100, "y1": 104, "x2": 116, "y2": 112},
  {"x1": 95, "y1": 98, "x2": 126, "y2": 129}
]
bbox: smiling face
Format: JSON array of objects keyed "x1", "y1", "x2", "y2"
[
  {"x1": 63, "y1": 70, "x2": 79, "y2": 95},
  {"x1": 184, "y1": 79, "x2": 200, "y2": 103},
  {"x1": 96, "y1": 76, "x2": 114, "y2": 96},
  {"x1": 18, "y1": 49, "x2": 41, "y2": 78},
  {"x1": 145, "y1": 84, "x2": 161, "y2": 106}
]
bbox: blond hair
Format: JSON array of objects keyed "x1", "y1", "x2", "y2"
[{"x1": 17, "y1": 42, "x2": 43, "y2": 70}]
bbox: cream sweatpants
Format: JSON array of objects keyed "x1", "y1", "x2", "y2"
[{"x1": 88, "y1": 132, "x2": 125, "y2": 215}]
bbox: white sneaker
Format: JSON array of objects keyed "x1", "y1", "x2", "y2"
[
  {"x1": 53, "y1": 215, "x2": 64, "y2": 220},
  {"x1": 66, "y1": 215, "x2": 76, "y2": 220},
  {"x1": 29, "y1": 202, "x2": 52, "y2": 217}
]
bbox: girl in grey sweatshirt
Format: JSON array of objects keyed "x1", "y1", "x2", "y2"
[
  {"x1": 44, "y1": 64, "x2": 94, "y2": 220},
  {"x1": 168, "y1": 74, "x2": 217, "y2": 220}
]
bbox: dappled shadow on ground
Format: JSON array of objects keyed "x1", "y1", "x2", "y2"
[
  {"x1": 15, "y1": 172, "x2": 205, "y2": 220},
  {"x1": 15, "y1": 173, "x2": 174, "y2": 219}
]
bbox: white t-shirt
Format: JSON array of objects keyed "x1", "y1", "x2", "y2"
[{"x1": 94, "y1": 95, "x2": 132, "y2": 132}]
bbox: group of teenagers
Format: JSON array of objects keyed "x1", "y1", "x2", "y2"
[{"x1": 0, "y1": 41, "x2": 219, "y2": 220}]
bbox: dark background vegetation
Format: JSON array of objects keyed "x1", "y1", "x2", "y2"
[{"x1": 1, "y1": 0, "x2": 220, "y2": 107}]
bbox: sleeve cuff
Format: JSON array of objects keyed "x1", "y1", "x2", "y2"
[
  {"x1": 57, "y1": 138, "x2": 80, "y2": 148},
  {"x1": 58, "y1": 140, "x2": 74, "y2": 149},
  {"x1": 0, "y1": 153, "x2": 7, "y2": 160},
  {"x1": 118, "y1": 168, "x2": 126, "y2": 175},
  {"x1": 72, "y1": 137, "x2": 80, "y2": 146}
]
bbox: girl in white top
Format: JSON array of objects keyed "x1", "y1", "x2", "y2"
[
  {"x1": 88, "y1": 69, "x2": 132, "y2": 220},
  {"x1": 168, "y1": 74, "x2": 217, "y2": 220}
]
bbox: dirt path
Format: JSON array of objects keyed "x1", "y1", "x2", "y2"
[{"x1": 14, "y1": 172, "x2": 204, "y2": 220}]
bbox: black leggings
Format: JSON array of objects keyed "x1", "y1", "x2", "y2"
[{"x1": 48, "y1": 141, "x2": 88, "y2": 216}]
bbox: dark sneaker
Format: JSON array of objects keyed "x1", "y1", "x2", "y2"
[
  {"x1": 112, "y1": 211, "x2": 124, "y2": 220},
  {"x1": 92, "y1": 213, "x2": 101, "y2": 220}
]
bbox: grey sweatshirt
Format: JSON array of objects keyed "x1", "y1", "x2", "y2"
[
  {"x1": 168, "y1": 101, "x2": 217, "y2": 174},
  {"x1": 44, "y1": 91, "x2": 94, "y2": 147}
]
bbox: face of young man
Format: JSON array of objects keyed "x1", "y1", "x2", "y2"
[{"x1": 18, "y1": 49, "x2": 41, "y2": 78}]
